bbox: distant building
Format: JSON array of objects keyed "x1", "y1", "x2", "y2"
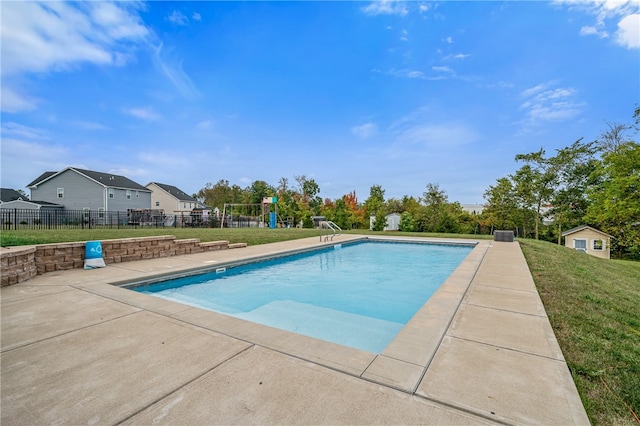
[
  {"x1": 460, "y1": 204, "x2": 485, "y2": 215},
  {"x1": 1, "y1": 188, "x2": 27, "y2": 203},
  {"x1": 27, "y1": 167, "x2": 151, "y2": 213},
  {"x1": 562, "y1": 225, "x2": 612, "y2": 260},
  {"x1": 146, "y1": 182, "x2": 197, "y2": 213},
  {"x1": 1, "y1": 187, "x2": 63, "y2": 225},
  {"x1": 369, "y1": 212, "x2": 401, "y2": 231}
]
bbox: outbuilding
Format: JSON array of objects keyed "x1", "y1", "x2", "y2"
[{"x1": 562, "y1": 225, "x2": 613, "y2": 259}]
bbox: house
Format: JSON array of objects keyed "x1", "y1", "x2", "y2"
[
  {"x1": 1, "y1": 188, "x2": 27, "y2": 204},
  {"x1": 147, "y1": 182, "x2": 209, "y2": 226},
  {"x1": 369, "y1": 212, "x2": 401, "y2": 231},
  {"x1": 1, "y1": 188, "x2": 63, "y2": 225},
  {"x1": 146, "y1": 182, "x2": 197, "y2": 213},
  {"x1": 27, "y1": 167, "x2": 151, "y2": 213},
  {"x1": 562, "y1": 225, "x2": 613, "y2": 260}
]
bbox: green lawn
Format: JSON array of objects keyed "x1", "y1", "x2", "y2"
[
  {"x1": 519, "y1": 239, "x2": 640, "y2": 425},
  {"x1": 2, "y1": 228, "x2": 637, "y2": 424}
]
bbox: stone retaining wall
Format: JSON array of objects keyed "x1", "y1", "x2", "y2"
[
  {"x1": 0, "y1": 246, "x2": 37, "y2": 287},
  {"x1": 1, "y1": 236, "x2": 246, "y2": 287}
]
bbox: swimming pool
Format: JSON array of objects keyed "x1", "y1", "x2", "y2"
[{"x1": 132, "y1": 240, "x2": 474, "y2": 353}]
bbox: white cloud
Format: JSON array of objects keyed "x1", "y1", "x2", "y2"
[
  {"x1": 192, "y1": 12, "x2": 202, "y2": 22},
  {"x1": 432, "y1": 66, "x2": 453, "y2": 73},
  {"x1": 0, "y1": 1, "x2": 149, "y2": 113},
  {"x1": 0, "y1": 1, "x2": 148, "y2": 76},
  {"x1": 197, "y1": 119, "x2": 213, "y2": 129},
  {"x1": 392, "y1": 123, "x2": 477, "y2": 150},
  {"x1": 139, "y1": 151, "x2": 190, "y2": 168},
  {"x1": 153, "y1": 42, "x2": 200, "y2": 99},
  {"x1": 580, "y1": 24, "x2": 609, "y2": 38},
  {"x1": 361, "y1": 0, "x2": 408, "y2": 17},
  {"x1": 0, "y1": 87, "x2": 40, "y2": 113},
  {"x1": 1, "y1": 122, "x2": 49, "y2": 140},
  {"x1": 351, "y1": 122, "x2": 378, "y2": 139},
  {"x1": 443, "y1": 36, "x2": 454, "y2": 44},
  {"x1": 167, "y1": 10, "x2": 189, "y2": 26},
  {"x1": 444, "y1": 53, "x2": 471, "y2": 60},
  {"x1": 616, "y1": 13, "x2": 639, "y2": 48},
  {"x1": 557, "y1": 0, "x2": 639, "y2": 49},
  {"x1": 384, "y1": 68, "x2": 448, "y2": 80},
  {"x1": 71, "y1": 121, "x2": 111, "y2": 131},
  {"x1": 519, "y1": 82, "x2": 585, "y2": 126},
  {"x1": 0, "y1": 138, "x2": 72, "y2": 190},
  {"x1": 123, "y1": 107, "x2": 160, "y2": 121}
]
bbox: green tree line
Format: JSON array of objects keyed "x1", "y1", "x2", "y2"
[{"x1": 196, "y1": 108, "x2": 639, "y2": 259}]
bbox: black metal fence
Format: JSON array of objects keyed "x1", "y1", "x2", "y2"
[{"x1": 0, "y1": 208, "x2": 222, "y2": 230}]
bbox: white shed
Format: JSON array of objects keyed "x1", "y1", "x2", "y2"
[
  {"x1": 562, "y1": 225, "x2": 613, "y2": 260},
  {"x1": 369, "y1": 213, "x2": 401, "y2": 231}
]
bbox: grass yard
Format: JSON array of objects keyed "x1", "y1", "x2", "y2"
[
  {"x1": 1, "y1": 228, "x2": 637, "y2": 424},
  {"x1": 0, "y1": 228, "x2": 493, "y2": 247},
  {"x1": 0, "y1": 227, "x2": 322, "y2": 247},
  {"x1": 520, "y1": 239, "x2": 640, "y2": 425}
]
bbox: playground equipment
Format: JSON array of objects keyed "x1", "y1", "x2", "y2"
[{"x1": 220, "y1": 197, "x2": 279, "y2": 228}]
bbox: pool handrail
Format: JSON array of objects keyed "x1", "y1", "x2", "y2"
[{"x1": 319, "y1": 221, "x2": 342, "y2": 241}]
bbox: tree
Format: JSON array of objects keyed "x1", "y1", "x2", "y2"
[
  {"x1": 514, "y1": 149, "x2": 559, "y2": 239},
  {"x1": 586, "y1": 142, "x2": 640, "y2": 258},
  {"x1": 419, "y1": 183, "x2": 448, "y2": 232},
  {"x1": 247, "y1": 180, "x2": 274, "y2": 204},
  {"x1": 342, "y1": 191, "x2": 365, "y2": 229},
  {"x1": 197, "y1": 180, "x2": 233, "y2": 209},
  {"x1": 364, "y1": 185, "x2": 386, "y2": 231},
  {"x1": 547, "y1": 139, "x2": 598, "y2": 243},
  {"x1": 399, "y1": 211, "x2": 417, "y2": 232},
  {"x1": 595, "y1": 121, "x2": 633, "y2": 154},
  {"x1": 483, "y1": 177, "x2": 518, "y2": 232}
]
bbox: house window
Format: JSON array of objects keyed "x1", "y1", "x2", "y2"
[
  {"x1": 126, "y1": 190, "x2": 132, "y2": 200},
  {"x1": 57, "y1": 188, "x2": 64, "y2": 199},
  {"x1": 155, "y1": 201, "x2": 160, "y2": 207},
  {"x1": 593, "y1": 239, "x2": 605, "y2": 251},
  {"x1": 573, "y1": 239, "x2": 587, "y2": 252},
  {"x1": 183, "y1": 202, "x2": 186, "y2": 208},
  {"x1": 136, "y1": 191, "x2": 139, "y2": 198},
  {"x1": 98, "y1": 208, "x2": 105, "y2": 218},
  {"x1": 108, "y1": 188, "x2": 114, "y2": 198}
]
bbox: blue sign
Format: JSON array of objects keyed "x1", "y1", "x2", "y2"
[{"x1": 84, "y1": 241, "x2": 106, "y2": 269}]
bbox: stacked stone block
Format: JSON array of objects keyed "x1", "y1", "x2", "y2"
[{"x1": 1, "y1": 246, "x2": 38, "y2": 287}]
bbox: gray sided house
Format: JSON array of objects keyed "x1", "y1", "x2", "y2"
[
  {"x1": 1, "y1": 188, "x2": 63, "y2": 225},
  {"x1": 27, "y1": 167, "x2": 151, "y2": 213}
]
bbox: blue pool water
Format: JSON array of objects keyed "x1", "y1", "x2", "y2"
[{"x1": 134, "y1": 240, "x2": 473, "y2": 353}]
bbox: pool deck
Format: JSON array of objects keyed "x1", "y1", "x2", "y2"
[{"x1": 1, "y1": 235, "x2": 589, "y2": 425}]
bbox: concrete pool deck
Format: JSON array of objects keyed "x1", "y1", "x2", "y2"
[{"x1": 1, "y1": 235, "x2": 589, "y2": 425}]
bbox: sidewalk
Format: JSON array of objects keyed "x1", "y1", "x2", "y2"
[{"x1": 1, "y1": 236, "x2": 589, "y2": 425}]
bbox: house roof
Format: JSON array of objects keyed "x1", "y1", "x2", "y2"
[
  {"x1": 562, "y1": 225, "x2": 613, "y2": 238},
  {"x1": 27, "y1": 167, "x2": 149, "y2": 191},
  {"x1": 148, "y1": 182, "x2": 196, "y2": 202},
  {"x1": 0, "y1": 188, "x2": 26, "y2": 202}
]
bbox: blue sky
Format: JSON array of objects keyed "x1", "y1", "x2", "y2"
[{"x1": 1, "y1": 1, "x2": 638, "y2": 204}]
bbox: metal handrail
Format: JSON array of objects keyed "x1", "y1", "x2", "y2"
[{"x1": 319, "y1": 221, "x2": 342, "y2": 241}]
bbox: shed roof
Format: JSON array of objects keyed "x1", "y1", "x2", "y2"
[{"x1": 562, "y1": 225, "x2": 613, "y2": 238}]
